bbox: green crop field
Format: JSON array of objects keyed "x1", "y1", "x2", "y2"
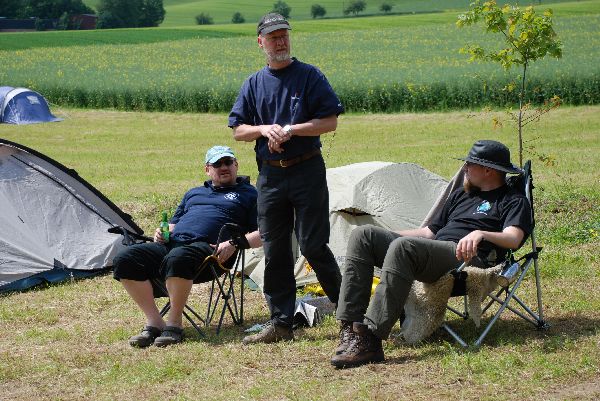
[
  {"x1": 81, "y1": 0, "x2": 586, "y2": 26},
  {"x1": 1, "y1": 2, "x2": 599, "y2": 113}
]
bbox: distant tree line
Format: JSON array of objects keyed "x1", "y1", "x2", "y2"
[
  {"x1": 195, "y1": 1, "x2": 396, "y2": 26},
  {"x1": 0, "y1": 0, "x2": 166, "y2": 30},
  {"x1": 97, "y1": 0, "x2": 165, "y2": 28},
  {"x1": 1, "y1": 0, "x2": 91, "y2": 19}
]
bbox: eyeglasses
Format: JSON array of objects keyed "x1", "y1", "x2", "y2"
[{"x1": 209, "y1": 158, "x2": 235, "y2": 168}]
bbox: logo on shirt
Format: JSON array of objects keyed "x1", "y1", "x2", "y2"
[
  {"x1": 224, "y1": 192, "x2": 239, "y2": 201},
  {"x1": 475, "y1": 201, "x2": 492, "y2": 215}
]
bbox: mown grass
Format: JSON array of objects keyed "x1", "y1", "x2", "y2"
[
  {"x1": 0, "y1": 106, "x2": 598, "y2": 399},
  {"x1": 1, "y1": 3, "x2": 599, "y2": 113}
]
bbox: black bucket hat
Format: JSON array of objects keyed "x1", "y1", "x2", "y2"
[
  {"x1": 459, "y1": 140, "x2": 521, "y2": 174},
  {"x1": 257, "y1": 13, "x2": 291, "y2": 35}
]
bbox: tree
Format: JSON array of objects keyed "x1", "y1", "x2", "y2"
[
  {"x1": 310, "y1": 4, "x2": 326, "y2": 19},
  {"x1": 457, "y1": 0, "x2": 562, "y2": 166},
  {"x1": 231, "y1": 11, "x2": 245, "y2": 24},
  {"x1": 0, "y1": 0, "x2": 26, "y2": 18},
  {"x1": 343, "y1": 0, "x2": 366, "y2": 16},
  {"x1": 380, "y1": 3, "x2": 393, "y2": 14},
  {"x1": 272, "y1": 0, "x2": 291, "y2": 19},
  {"x1": 22, "y1": 0, "x2": 94, "y2": 19},
  {"x1": 97, "y1": 10, "x2": 125, "y2": 28},
  {"x1": 139, "y1": 0, "x2": 165, "y2": 27},
  {"x1": 97, "y1": 0, "x2": 143, "y2": 28},
  {"x1": 195, "y1": 12, "x2": 213, "y2": 25}
]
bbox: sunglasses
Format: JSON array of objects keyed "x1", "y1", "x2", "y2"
[{"x1": 209, "y1": 158, "x2": 235, "y2": 168}]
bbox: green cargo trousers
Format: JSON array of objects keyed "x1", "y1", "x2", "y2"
[{"x1": 336, "y1": 225, "x2": 461, "y2": 340}]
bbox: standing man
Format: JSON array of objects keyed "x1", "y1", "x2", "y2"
[{"x1": 229, "y1": 13, "x2": 344, "y2": 344}]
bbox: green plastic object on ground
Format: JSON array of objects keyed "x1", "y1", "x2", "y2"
[{"x1": 160, "y1": 210, "x2": 170, "y2": 242}]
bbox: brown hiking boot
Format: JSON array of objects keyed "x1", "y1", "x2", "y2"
[
  {"x1": 242, "y1": 322, "x2": 293, "y2": 345},
  {"x1": 335, "y1": 320, "x2": 355, "y2": 355},
  {"x1": 330, "y1": 322, "x2": 384, "y2": 368}
]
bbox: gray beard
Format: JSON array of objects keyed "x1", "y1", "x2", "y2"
[{"x1": 264, "y1": 48, "x2": 291, "y2": 64}]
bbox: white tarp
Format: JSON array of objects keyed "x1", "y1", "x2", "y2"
[{"x1": 248, "y1": 162, "x2": 449, "y2": 289}]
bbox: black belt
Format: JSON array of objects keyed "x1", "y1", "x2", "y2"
[{"x1": 262, "y1": 149, "x2": 321, "y2": 168}]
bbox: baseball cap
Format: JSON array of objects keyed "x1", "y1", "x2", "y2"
[
  {"x1": 205, "y1": 145, "x2": 236, "y2": 164},
  {"x1": 458, "y1": 140, "x2": 521, "y2": 174},
  {"x1": 257, "y1": 13, "x2": 291, "y2": 35}
]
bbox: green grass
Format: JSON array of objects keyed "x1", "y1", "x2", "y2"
[
  {"x1": 80, "y1": 0, "x2": 589, "y2": 26},
  {"x1": 1, "y1": 5, "x2": 599, "y2": 113},
  {"x1": 0, "y1": 106, "x2": 598, "y2": 399}
]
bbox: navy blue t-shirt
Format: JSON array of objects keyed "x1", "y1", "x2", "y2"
[
  {"x1": 169, "y1": 177, "x2": 258, "y2": 244},
  {"x1": 228, "y1": 58, "x2": 344, "y2": 161},
  {"x1": 428, "y1": 185, "x2": 532, "y2": 263}
]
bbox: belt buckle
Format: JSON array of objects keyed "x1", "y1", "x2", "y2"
[{"x1": 279, "y1": 159, "x2": 288, "y2": 168}]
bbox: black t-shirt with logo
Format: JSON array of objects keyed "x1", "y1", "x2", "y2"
[{"x1": 428, "y1": 185, "x2": 532, "y2": 263}]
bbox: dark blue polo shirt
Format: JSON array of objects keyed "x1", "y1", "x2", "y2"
[
  {"x1": 169, "y1": 177, "x2": 258, "y2": 244},
  {"x1": 228, "y1": 58, "x2": 344, "y2": 161}
]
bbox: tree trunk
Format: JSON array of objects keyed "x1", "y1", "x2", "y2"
[{"x1": 518, "y1": 62, "x2": 528, "y2": 168}]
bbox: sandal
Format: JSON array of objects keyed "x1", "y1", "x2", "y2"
[
  {"x1": 129, "y1": 326, "x2": 162, "y2": 348},
  {"x1": 154, "y1": 326, "x2": 184, "y2": 347}
]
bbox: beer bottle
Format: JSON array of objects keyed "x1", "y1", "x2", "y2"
[{"x1": 160, "y1": 210, "x2": 170, "y2": 242}]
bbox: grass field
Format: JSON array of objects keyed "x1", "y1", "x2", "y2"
[
  {"x1": 1, "y1": 2, "x2": 599, "y2": 113},
  {"x1": 81, "y1": 0, "x2": 585, "y2": 26},
  {"x1": 0, "y1": 106, "x2": 598, "y2": 399}
]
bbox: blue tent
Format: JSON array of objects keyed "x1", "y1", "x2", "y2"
[{"x1": 0, "y1": 86, "x2": 62, "y2": 125}]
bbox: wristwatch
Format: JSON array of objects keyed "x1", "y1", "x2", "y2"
[{"x1": 282, "y1": 124, "x2": 293, "y2": 135}]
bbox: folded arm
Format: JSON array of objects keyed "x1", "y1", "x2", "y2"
[
  {"x1": 393, "y1": 226, "x2": 436, "y2": 239},
  {"x1": 456, "y1": 226, "x2": 526, "y2": 263}
]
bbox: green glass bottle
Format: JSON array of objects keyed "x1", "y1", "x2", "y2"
[{"x1": 160, "y1": 210, "x2": 170, "y2": 242}]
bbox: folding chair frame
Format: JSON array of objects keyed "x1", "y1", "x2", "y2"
[
  {"x1": 441, "y1": 160, "x2": 549, "y2": 347},
  {"x1": 110, "y1": 222, "x2": 249, "y2": 337}
]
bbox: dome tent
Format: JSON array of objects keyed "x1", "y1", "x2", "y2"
[
  {"x1": 0, "y1": 86, "x2": 62, "y2": 125},
  {"x1": 0, "y1": 139, "x2": 142, "y2": 292},
  {"x1": 247, "y1": 162, "x2": 449, "y2": 289}
]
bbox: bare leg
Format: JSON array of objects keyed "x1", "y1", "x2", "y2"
[
  {"x1": 121, "y1": 279, "x2": 165, "y2": 329},
  {"x1": 165, "y1": 277, "x2": 193, "y2": 328}
]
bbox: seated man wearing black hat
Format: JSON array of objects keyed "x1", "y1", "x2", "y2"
[{"x1": 331, "y1": 140, "x2": 533, "y2": 368}]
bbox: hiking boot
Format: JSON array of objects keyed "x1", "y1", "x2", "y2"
[
  {"x1": 335, "y1": 320, "x2": 355, "y2": 355},
  {"x1": 153, "y1": 326, "x2": 184, "y2": 347},
  {"x1": 242, "y1": 322, "x2": 293, "y2": 345},
  {"x1": 330, "y1": 322, "x2": 384, "y2": 368},
  {"x1": 129, "y1": 326, "x2": 162, "y2": 348}
]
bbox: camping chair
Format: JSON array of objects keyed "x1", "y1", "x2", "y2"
[
  {"x1": 440, "y1": 160, "x2": 548, "y2": 347},
  {"x1": 109, "y1": 222, "x2": 250, "y2": 336}
]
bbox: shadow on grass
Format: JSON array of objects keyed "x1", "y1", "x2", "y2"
[{"x1": 423, "y1": 312, "x2": 600, "y2": 351}]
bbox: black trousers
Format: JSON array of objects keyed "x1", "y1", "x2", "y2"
[{"x1": 257, "y1": 155, "x2": 342, "y2": 327}]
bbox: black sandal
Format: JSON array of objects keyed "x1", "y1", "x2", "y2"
[
  {"x1": 154, "y1": 326, "x2": 184, "y2": 347},
  {"x1": 129, "y1": 326, "x2": 162, "y2": 348}
]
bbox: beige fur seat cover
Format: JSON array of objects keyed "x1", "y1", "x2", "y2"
[{"x1": 400, "y1": 264, "x2": 502, "y2": 344}]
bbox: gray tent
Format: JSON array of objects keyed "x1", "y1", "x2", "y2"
[
  {"x1": 248, "y1": 162, "x2": 449, "y2": 289},
  {"x1": 0, "y1": 139, "x2": 142, "y2": 292}
]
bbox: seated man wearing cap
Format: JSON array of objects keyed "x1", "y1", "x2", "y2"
[
  {"x1": 113, "y1": 145, "x2": 262, "y2": 348},
  {"x1": 331, "y1": 140, "x2": 533, "y2": 368}
]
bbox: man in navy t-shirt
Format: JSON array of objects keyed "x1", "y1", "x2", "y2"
[
  {"x1": 113, "y1": 146, "x2": 261, "y2": 348},
  {"x1": 228, "y1": 13, "x2": 343, "y2": 344},
  {"x1": 331, "y1": 140, "x2": 533, "y2": 368}
]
